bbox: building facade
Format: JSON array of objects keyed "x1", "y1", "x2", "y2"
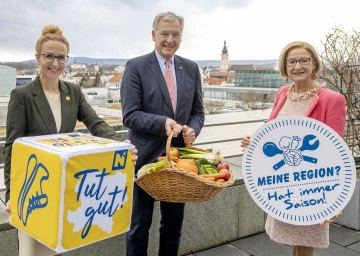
[
  {"x1": 0, "y1": 65, "x2": 16, "y2": 96},
  {"x1": 203, "y1": 85, "x2": 277, "y2": 103},
  {"x1": 234, "y1": 69, "x2": 284, "y2": 88}
]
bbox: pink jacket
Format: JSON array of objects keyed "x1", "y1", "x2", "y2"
[{"x1": 268, "y1": 85, "x2": 346, "y2": 136}]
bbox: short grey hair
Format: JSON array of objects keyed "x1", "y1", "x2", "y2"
[{"x1": 152, "y1": 12, "x2": 184, "y2": 32}]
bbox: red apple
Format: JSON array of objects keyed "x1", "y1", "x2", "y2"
[
  {"x1": 219, "y1": 169, "x2": 231, "y2": 181},
  {"x1": 217, "y1": 162, "x2": 230, "y2": 171}
]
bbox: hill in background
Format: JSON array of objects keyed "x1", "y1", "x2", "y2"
[
  {"x1": 2, "y1": 57, "x2": 277, "y2": 70},
  {"x1": 20, "y1": 57, "x2": 278, "y2": 67}
]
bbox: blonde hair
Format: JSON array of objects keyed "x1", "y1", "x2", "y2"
[
  {"x1": 35, "y1": 24, "x2": 70, "y2": 55},
  {"x1": 278, "y1": 41, "x2": 322, "y2": 80}
]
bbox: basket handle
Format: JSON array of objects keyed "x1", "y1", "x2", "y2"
[{"x1": 166, "y1": 129, "x2": 175, "y2": 167}]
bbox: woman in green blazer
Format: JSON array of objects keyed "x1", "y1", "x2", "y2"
[{"x1": 4, "y1": 24, "x2": 134, "y2": 256}]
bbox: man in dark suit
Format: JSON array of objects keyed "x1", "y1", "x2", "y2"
[{"x1": 121, "y1": 12, "x2": 205, "y2": 256}]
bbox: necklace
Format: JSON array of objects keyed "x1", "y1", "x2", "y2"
[{"x1": 287, "y1": 82, "x2": 325, "y2": 101}]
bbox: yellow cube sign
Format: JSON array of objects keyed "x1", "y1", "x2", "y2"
[{"x1": 10, "y1": 133, "x2": 134, "y2": 253}]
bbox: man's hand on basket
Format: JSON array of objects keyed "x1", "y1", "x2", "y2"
[
  {"x1": 182, "y1": 125, "x2": 195, "y2": 146},
  {"x1": 165, "y1": 118, "x2": 182, "y2": 137}
]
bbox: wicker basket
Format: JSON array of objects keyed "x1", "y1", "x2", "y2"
[{"x1": 135, "y1": 130, "x2": 235, "y2": 203}]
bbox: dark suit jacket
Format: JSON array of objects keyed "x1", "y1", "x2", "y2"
[
  {"x1": 4, "y1": 76, "x2": 122, "y2": 202},
  {"x1": 121, "y1": 51, "x2": 205, "y2": 171}
]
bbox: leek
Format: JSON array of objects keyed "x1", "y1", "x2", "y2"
[
  {"x1": 178, "y1": 149, "x2": 223, "y2": 165},
  {"x1": 177, "y1": 147, "x2": 211, "y2": 155}
]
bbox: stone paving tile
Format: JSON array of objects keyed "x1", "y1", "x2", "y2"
[
  {"x1": 348, "y1": 242, "x2": 360, "y2": 253},
  {"x1": 230, "y1": 233, "x2": 291, "y2": 256},
  {"x1": 0, "y1": 229, "x2": 18, "y2": 256},
  {"x1": 0, "y1": 202, "x2": 11, "y2": 232},
  {"x1": 330, "y1": 224, "x2": 360, "y2": 246},
  {"x1": 0, "y1": 191, "x2": 13, "y2": 232},
  {"x1": 191, "y1": 243, "x2": 250, "y2": 256},
  {"x1": 316, "y1": 242, "x2": 360, "y2": 256}
]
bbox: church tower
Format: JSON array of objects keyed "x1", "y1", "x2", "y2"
[{"x1": 221, "y1": 40, "x2": 229, "y2": 71}]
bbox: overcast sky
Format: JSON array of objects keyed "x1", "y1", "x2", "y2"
[{"x1": 1, "y1": 0, "x2": 359, "y2": 62}]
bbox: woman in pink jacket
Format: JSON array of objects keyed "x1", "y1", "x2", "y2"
[{"x1": 241, "y1": 41, "x2": 346, "y2": 256}]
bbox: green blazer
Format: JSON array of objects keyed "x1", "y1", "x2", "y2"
[{"x1": 4, "y1": 76, "x2": 121, "y2": 202}]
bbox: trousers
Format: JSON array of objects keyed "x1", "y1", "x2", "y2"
[{"x1": 126, "y1": 183, "x2": 185, "y2": 256}]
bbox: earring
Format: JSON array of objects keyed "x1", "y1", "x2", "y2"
[{"x1": 311, "y1": 70, "x2": 316, "y2": 80}]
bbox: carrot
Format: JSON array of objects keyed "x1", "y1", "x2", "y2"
[
  {"x1": 157, "y1": 156, "x2": 179, "y2": 162},
  {"x1": 201, "y1": 177, "x2": 216, "y2": 181},
  {"x1": 199, "y1": 173, "x2": 225, "y2": 179}
]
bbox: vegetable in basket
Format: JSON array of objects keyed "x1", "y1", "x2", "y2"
[
  {"x1": 169, "y1": 147, "x2": 179, "y2": 157},
  {"x1": 137, "y1": 160, "x2": 167, "y2": 177},
  {"x1": 200, "y1": 169, "x2": 231, "y2": 181},
  {"x1": 202, "y1": 164, "x2": 218, "y2": 174},
  {"x1": 194, "y1": 158, "x2": 218, "y2": 175},
  {"x1": 177, "y1": 147, "x2": 224, "y2": 165},
  {"x1": 157, "y1": 156, "x2": 179, "y2": 162},
  {"x1": 175, "y1": 159, "x2": 198, "y2": 175}
]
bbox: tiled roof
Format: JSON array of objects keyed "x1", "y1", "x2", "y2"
[
  {"x1": 203, "y1": 77, "x2": 225, "y2": 85},
  {"x1": 230, "y1": 65, "x2": 254, "y2": 71},
  {"x1": 109, "y1": 73, "x2": 122, "y2": 82},
  {"x1": 210, "y1": 71, "x2": 235, "y2": 77}
]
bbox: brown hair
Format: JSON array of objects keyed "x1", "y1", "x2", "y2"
[
  {"x1": 35, "y1": 24, "x2": 70, "y2": 55},
  {"x1": 278, "y1": 41, "x2": 322, "y2": 80}
]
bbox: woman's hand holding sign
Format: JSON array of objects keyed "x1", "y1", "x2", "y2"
[
  {"x1": 241, "y1": 135, "x2": 251, "y2": 148},
  {"x1": 320, "y1": 212, "x2": 342, "y2": 225}
]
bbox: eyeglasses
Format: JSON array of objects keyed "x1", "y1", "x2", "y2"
[
  {"x1": 41, "y1": 53, "x2": 69, "y2": 64},
  {"x1": 285, "y1": 58, "x2": 314, "y2": 67}
]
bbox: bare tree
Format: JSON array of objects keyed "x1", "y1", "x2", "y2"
[
  {"x1": 320, "y1": 26, "x2": 360, "y2": 158},
  {"x1": 242, "y1": 91, "x2": 268, "y2": 110},
  {"x1": 203, "y1": 100, "x2": 225, "y2": 114}
]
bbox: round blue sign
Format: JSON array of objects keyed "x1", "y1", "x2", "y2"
[{"x1": 242, "y1": 116, "x2": 356, "y2": 225}]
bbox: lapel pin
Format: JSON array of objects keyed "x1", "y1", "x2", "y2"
[{"x1": 66, "y1": 96, "x2": 70, "y2": 101}]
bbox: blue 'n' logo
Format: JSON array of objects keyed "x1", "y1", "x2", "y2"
[
  {"x1": 112, "y1": 150, "x2": 128, "y2": 171},
  {"x1": 263, "y1": 134, "x2": 320, "y2": 171}
]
